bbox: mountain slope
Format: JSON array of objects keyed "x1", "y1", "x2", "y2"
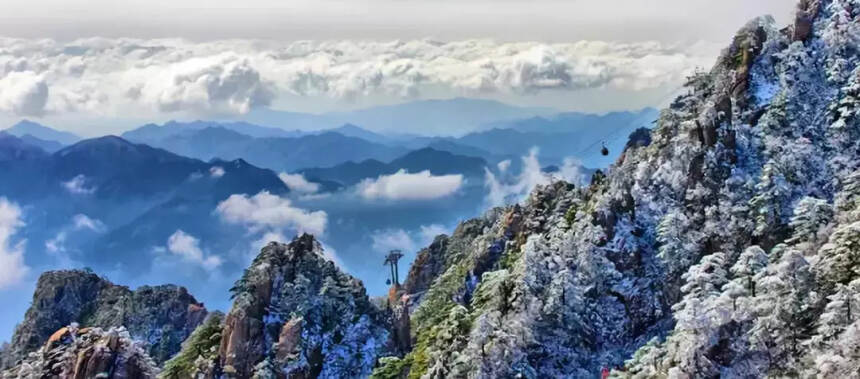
[
  {"x1": 0, "y1": 132, "x2": 48, "y2": 161},
  {"x1": 372, "y1": 2, "x2": 860, "y2": 377}
]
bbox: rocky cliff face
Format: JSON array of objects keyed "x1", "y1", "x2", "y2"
[
  {"x1": 1, "y1": 270, "x2": 207, "y2": 370},
  {"x1": 166, "y1": 234, "x2": 394, "y2": 378},
  {"x1": 373, "y1": 0, "x2": 860, "y2": 377},
  {"x1": 2, "y1": 324, "x2": 159, "y2": 379}
]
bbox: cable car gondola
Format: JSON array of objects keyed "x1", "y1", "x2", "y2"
[{"x1": 600, "y1": 143, "x2": 609, "y2": 156}]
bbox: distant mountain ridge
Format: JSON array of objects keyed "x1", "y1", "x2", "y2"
[
  {"x1": 0, "y1": 135, "x2": 291, "y2": 273},
  {"x1": 3, "y1": 120, "x2": 80, "y2": 145},
  {"x1": 121, "y1": 122, "x2": 409, "y2": 172},
  {"x1": 297, "y1": 147, "x2": 489, "y2": 186},
  {"x1": 243, "y1": 97, "x2": 557, "y2": 136},
  {"x1": 123, "y1": 120, "x2": 306, "y2": 142},
  {"x1": 0, "y1": 132, "x2": 48, "y2": 161}
]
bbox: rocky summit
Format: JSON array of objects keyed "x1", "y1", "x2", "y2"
[
  {"x1": 161, "y1": 234, "x2": 394, "y2": 379},
  {"x1": 0, "y1": 270, "x2": 207, "y2": 370}
]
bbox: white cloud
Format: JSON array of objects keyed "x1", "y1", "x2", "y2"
[
  {"x1": 0, "y1": 37, "x2": 716, "y2": 118},
  {"x1": 216, "y1": 191, "x2": 327, "y2": 236},
  {"x1": 358, "y1": 170, "x2": 463, "y2": 201},
  {"x1": 166, "y1": 230, "x2": 223, "y2": 271},
  {"x1": 278, "y1": 172, "x2": 320, "y2": 194},
  {"x1": 419, "y1": 224, "x2": 447, "y2": 242},
  {"x1": 140, "y1": 55, "x2": 274, "y2": 115},
  {"x1": 372, "y1": 229, "x2": 416, "y2": 253},
  {"x1": 553, "y1": 157, "x2": 588, "y2": 186},
  {"x1": 209, "y1": 166, "x2": 225, "y2": 178},
  {"x1": 62, "y1": 174, "x2": 95, "y2": 195},
  {"x1": 371, "y1": 224, "x2": 448, "y2": 254},
  {"x1": 72, "y1": 213, "x2": 105, "y2": 232},
  {"x1": 497, "y1": 159, "x2": 511, "y2": 173},
  {"x1": 45, "y1": 214, "x2": 104, "y2": 258},
  {"x1": 0, "y1": 71, "x2": 48, "y2": 116},
  {"x1": 319, "y1": 242, "x2": 345, "y2": 269},
  {"x1": 484, "y1": 148, "x2": 551, "y2": 207},
  {"x1": 0, "y1": 198, "x2": 29, "y2": 289},
  {"x1": 252, "y1": 230, "x2": 288, "y2": 252},
  {"x1": 45, "y1": 232, "x2": 66, "y2": 254}
]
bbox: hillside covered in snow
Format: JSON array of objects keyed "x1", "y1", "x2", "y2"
[{"x1": 1, "y1": 0, "x2": 859, "y2": 378}]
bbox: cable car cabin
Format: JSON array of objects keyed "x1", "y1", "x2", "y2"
[{"x1": 601, "y1": 145, "x2": 609, "y2": 156}]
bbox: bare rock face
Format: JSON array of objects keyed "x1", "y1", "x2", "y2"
[
  {"x1": 402, "y1": 236, "x2": 449, "y2": 296},
  {"x1": 274, "y1": 318, "x2": 303, "y2": 362},
  {"x1": 1, "y1": 270, "x2": 207, "y2": 370},
  {"x1": 182, "y1": 234, "x2": 392, "y2": 378},
  {"x1": 1, "y1": 325, "x2": 158, "y2": 379},
  {"x1": 793, "y1": 0, "x2": 821, "y2": 41}
]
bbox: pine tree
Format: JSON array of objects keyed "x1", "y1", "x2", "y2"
[
  {"x1": 663, "y1": 253, "x2": 729, "y2": 377},
  {"x1": 835, "y1": 169, "x2": 860, "y2": 220},
  {"x1": 787, "y1": 197, "x2": 833, "y2": 251},
  {"x1": 822, "y1": 0, "x2": 860, "y2": 84},
  {"x1": 722, "y1": 246, "x2": 769, "y2": 314},
  {"x1": 750, "y1": 161, "x2": 790, "y2": 239},
  {"x1": 751, "y1": 249, "x2": 818, "y2": 373},
  {"x1": 814, "y1": 220, "x2": 860, "y2": 289},
  {"x1": 811, "y1": 281, "x2": 860, "y2": 349},
  {"x1": 657, "y1": 210, "x2": 701, "y2": 277}
]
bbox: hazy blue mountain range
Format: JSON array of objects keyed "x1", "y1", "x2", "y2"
[
  {"x1": 455, "y1": 107, "x2": 659, "y2": 167},
  {"x1": 121, "y1": 124, "x2": 409, "y2": 172},
  {"x1": 241, "y1": 97, "x2": 557, "y2": 136},
  {"x1": 123, "y1": 120, "x2": 306, "y2": 141},
  {"x1": 118, "y1": 106, "x2": 654, "y2": 178},
  {"x1": 0, "y1": 135, "x2": 290, "y2": 272},
  {"x1": 3, "y1": 120, "x2": 80, "y2": 145}
]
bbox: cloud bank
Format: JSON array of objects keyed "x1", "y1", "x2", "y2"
[
  {"x1": 484, "y1": 149, "x2": 588, "y2": 207},
  {"x1": 209, "y1": 166, "x2": 225, "y2": 178},
  {"x1": 216, "y1": 191, "x2": 327, "y2": 236},
  {"x1": 278, "y1": 173, "x2": 320, "y2": 194},
  {"x1": 166, "y1": 230, "x2": 223, "y2": 271},
  {"x1": 0, "y1": 37, "x2": 715, "y2": 117},
  {"x1": 359, "y1": 170, "x2": 463, "y2": 201},
  {"x1": 62, "y1": 174, "x2": 96, "y2": 195},
  {"x1": 0, "y1": 198, "x2": 28, "y2": 289}
]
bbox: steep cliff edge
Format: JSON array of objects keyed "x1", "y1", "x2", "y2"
[
  {"x1": 1, "y1": 270, "x2": 207, "y2": 370},
  {"x1": 374, "y1": 0, "x2": 860, "y2": 377},
  {"x1": 165, "y1": 234, "x2": 394, "y2": 378}
]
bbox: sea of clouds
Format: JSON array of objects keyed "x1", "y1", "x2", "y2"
[{"x1": 0, "y1": 37, "x2": 717, "y2": 118}]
